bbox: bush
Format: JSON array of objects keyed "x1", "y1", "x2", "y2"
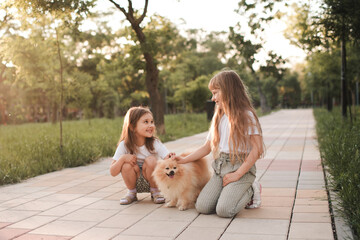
[
  {"x1": 314, "y1": 108, "x2": 360, "y2": 238},
  {"x1": 0, "y1": 113, "x2": 209, "y2": 185}
]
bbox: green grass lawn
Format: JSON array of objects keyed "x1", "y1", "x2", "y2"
[{"x1": 0, "y1": 113, "x2": 209, "y2": 185}]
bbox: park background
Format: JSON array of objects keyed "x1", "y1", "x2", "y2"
[{"x1": 0, "y1": 0, "x2": 359, "y2": 238}]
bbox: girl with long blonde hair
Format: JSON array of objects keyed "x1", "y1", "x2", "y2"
[{"x1": 175, "y1": 70, "x2": 264, "y2": 217}]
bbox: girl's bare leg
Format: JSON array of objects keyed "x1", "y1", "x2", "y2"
[
  {"x1": 142, "y1": 155, "x2": 158, "y2": 188},
  {"x1": 121, "y1": 163, "x2": 138, "y2": 189}
]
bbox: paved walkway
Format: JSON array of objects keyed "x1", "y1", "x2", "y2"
[{"x1": 0, "y1": 109, "x2": 334, "y2": 240}]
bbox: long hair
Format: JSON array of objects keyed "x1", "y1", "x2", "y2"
[
  {"x1": 208, "y1": 70, "x2": 264, "y2": 164},
  {"x1": 118, "y1": 106, "x2": 156, "y2": 154}
]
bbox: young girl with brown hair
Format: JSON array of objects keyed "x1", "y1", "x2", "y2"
[
  {"x1": 175, "y1": 70, "x2": 264, "y2": 217},
  {"x1": 110, "y1": 106, "x2": 172, "y2": 205}
]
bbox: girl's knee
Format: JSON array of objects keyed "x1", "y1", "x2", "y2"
[
  {"x1": 195, "y1": 199, "x2": 214, "y2": 215},
  {"x1": 121, "y1": 163, "x2": 133, "y2": 171},
  {"x1": 122, "y1": 163, "x2": 137, "y2": 174},
  {"x1": 216, "y1": 203, "x2": 237, "y2": 218}
]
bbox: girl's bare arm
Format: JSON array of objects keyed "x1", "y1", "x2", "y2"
[
  {"x1": 110, "y1": 154, "x2": 136, "y2": 176},
  {"x1": 175, "y1": 140, "x2": 211, "y2": 164}
]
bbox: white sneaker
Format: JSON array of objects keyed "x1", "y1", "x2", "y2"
[{"x1": 246, "y1": 180, "x2": 262, "y2": 209}]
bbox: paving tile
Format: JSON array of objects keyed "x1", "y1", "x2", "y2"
[
  {"x1": 292, "y1": 212, "x2": 331, "y2": 223},
  {"x1": 295, "y1": 198, "x2": 328, "y2": 205},
  {"x1": 9, "y1": 216, "x2": 57, "y2": 229},
  {"x1": 298, "y1": 179, "x2": 325, "y2": 185},
  {"x1": 12, "y1": 200, "x2": 63, "y2": 211},
  {"x1": 189, "y1": 214, "x2": 232, "y2": 228},
  {"x1": 288, "y1": 222, "x2": 334, "y2": 239},
  {"x1": 0, "y1": 193, "x2": 26, "y2": 202},
  {"x1": 0, "y1": 210, "x2": 39, "y2": 223},
  {"x1": 39, "y1": 204, "x2": 84, "y2": 217},
  {"x1": 176, "y1": 226, "x2": 224, "y2": 240},
  {"x1": 84, "y1": 200, "x2": 123, "y2": 210},
  {"x1": 57, "y1": 186, "x2": 103, "y2": 194},
  {"x1": 261, "y1": 196, "x2": 294, "y2": 207},
  {"x1": 297, "y1": 184, "x2": 326, "y2": 189},
  {"x1": 220, "y1": 233, "x2": 286, "y2": 240},
  {"x1": 13, "y1": 234, "x2": 71, "y2": 240},
  {"x1": 0, "y1": 222, "x2": 11, "y2": 229},
  {"x1": 97, "y1": 214, "x2": 144, "y2": 228},
  {"x1": 0, "y1": 228, "x2": 30, "y2": 239},
  {"x1": 60, "y1": 209, "x2": 119, "y2": 222},
  {"x1": 65, "y1": 197, "x2": 101, "y2": 206},
  {"x1": 119, "y1": 202, "x2": 162, "y2": 215},
  {"x1": 71, "y1": 227, "x2": 122, "y2": 240},
  {"x1": 296, "y1": 190, "x2": 328, "y2": 199},
  {"x1": 112, "y1": 235, "x2": 171, "y2": 240},
  {"x1": 30, "y1": 220, "x2": 97, "y2": 236},
  {"x1": 29, "y1": 181, "x2": 64, "y2": 187},
  {"x1": 21, "y1": 191, "x2": 55, "y2": 200},
  {"x1": 293, "y1": 205, "x2": 329, "y2": 213},
  {"x1": 260, "y1": 180, "x2": 297, "y2": 188},
  {"x1": 120, "y1": 219, "x2": 189, "y2": 237},
  {"x1": 227, "y1": 218, "x2": 289, "y2": 235},
  {"x1": 86, "y1": 191, "x2": 116, "y2": 199},
  {"x1": 0, "y1": 198, "x2": 33, "y2": 208},
  {"x1": 236, "y1": 207, "x2": 292, "y2": 219},
  {"x1": 262, "y1": 188, "x2": 296, "y2": 197},
  {"x1": 143, "y1": 207, "x2": 198, "y2": 222},
  {"x1": 260, "y1": 175, "x2": 298, "y2": 181},
  {"x1": 104, "y1": 191, "x2": 125, "y2": 201},
  {"x1": 38, "y1": 193, "x2": 84, "y2": 202}
]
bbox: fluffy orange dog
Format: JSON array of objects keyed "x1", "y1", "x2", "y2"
[{"x1": 152, "y1": 154, "x2": 211, "y2": 210}]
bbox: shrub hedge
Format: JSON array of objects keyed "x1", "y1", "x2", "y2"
[{"x1": 314, "y1": 108, "x2": 360, "y2": 238}]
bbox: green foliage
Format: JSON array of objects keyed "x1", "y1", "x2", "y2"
[
  {"x1": 172, "y1": 75, "x2": 212, "y2": 112},
  {"x1": 0, "y1": 113, "x2": 209, "y2": 185},
  {"x1": 314, "y1": 107, "x2": 360, "y2": 237},
  {"x1": 321, "y1": 0, "x2": 360, "y2": 42},
  {"x1": 279, "y1": 72, "x2": 302, "y2": 108}
]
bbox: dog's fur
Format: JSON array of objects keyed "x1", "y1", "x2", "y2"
[{"x1": 152, "y1": 154, "x2": 211, "y2": 210}]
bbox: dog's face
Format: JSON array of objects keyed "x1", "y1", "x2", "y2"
[{"x1": 154, "y1": 158, "x2": 182, "y2": 180}]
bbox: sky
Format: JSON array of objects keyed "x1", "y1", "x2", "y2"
[{"x1": 90, "y1": 0, "x2": 307, "y2": 67}]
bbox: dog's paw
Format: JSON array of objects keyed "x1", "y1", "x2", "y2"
[
  {"x1": 178, "y1": 205, "x2": 188, "y2": 211},
  {"x1": 166, "y1": 201, "x2": 176, "y2": 208}
]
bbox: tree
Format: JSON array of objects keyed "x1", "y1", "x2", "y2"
[
  {"x1": 3, "y1": 0, "x2": 93, "y2": 150},
  {"x1": 0, "y1": 1, "x2": 17, "y2": 125},
  {"x1": 228, "y1": 26, "x2": 269, "y2": 113},
  {"x1": 230, "y1": 0, "x2": 288, "y2": 113},
  {"x1": 285, "y1": 1, "x2": 360, "y2": 116},
  {"x1": 108, "y1": 0, "x2": 165, "y2": 134},
  {"x1": 321, "y1": 0, "x2": 360, "y2": 118}
]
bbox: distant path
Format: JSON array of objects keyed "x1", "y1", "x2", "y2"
[{"x1": 0, "y1": 109, "x2": 334, "y2": 240}]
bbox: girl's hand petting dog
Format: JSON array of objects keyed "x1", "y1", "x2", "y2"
[
  {"x1": 165, "y1": 152, "x2": 176, "y2": 160},
  {"x1": 174, "y1": 155, "x2": 188, "y2": 164}
]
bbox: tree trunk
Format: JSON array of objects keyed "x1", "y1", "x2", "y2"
[
  {"x1": 134, "y1": 28, "x2": 165, "y2": 134},
  {"x1": 327, "y1": 82, "x2": 333, "y2": 111},
  {"x1": 110, "y1": 0, "x2": 165, "y2": 134},
  {"x1": 56, "y1": 28, "x2": 63, "y2": 151},
  {"x1": 251, "y1": 69, "x2": 270, "y2": 113},
  {"x1": 0, "y1": 97, "x2": 7, "y2": 125},
  {"x1": 341, "y1": 27, "x2": 347, "y2": 118}
]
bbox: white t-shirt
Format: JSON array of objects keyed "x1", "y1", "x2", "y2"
[
  {"x1": 207, "y1": 111, "x2": 259, "y2": 153},
  {"x1": 113, "y1": 139, "x2": 169, "y2": 165}
]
